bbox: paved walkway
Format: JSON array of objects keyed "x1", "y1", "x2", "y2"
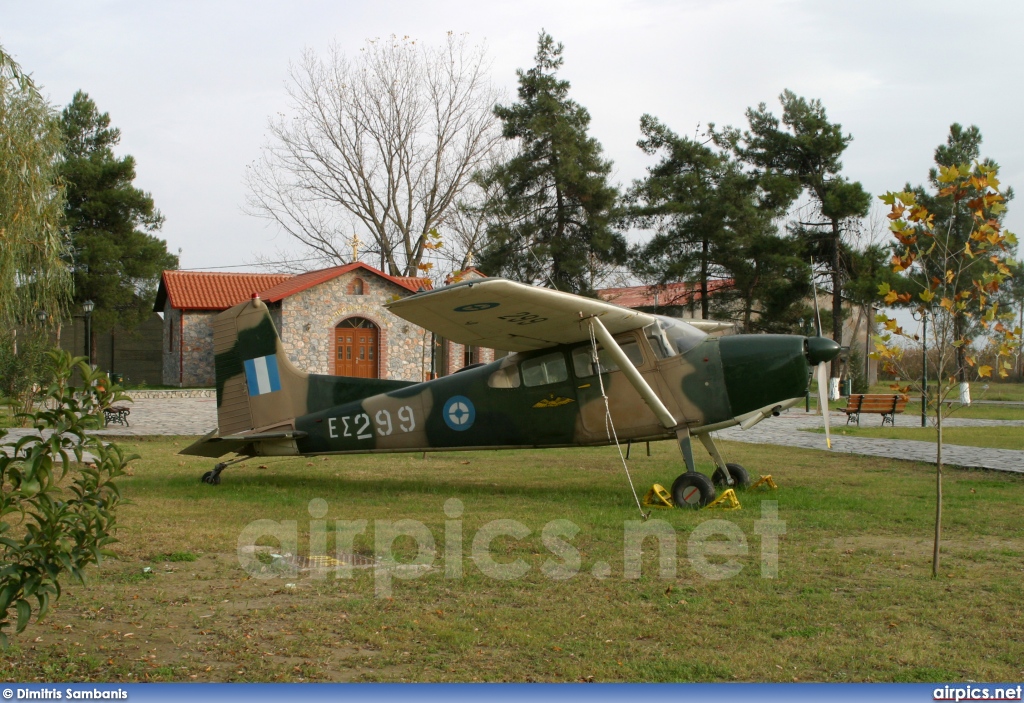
[
  {"x1": 5, "y1": 397, "x2": 1021, "y2": 475},
  {"x1": 93, "y1": 397, "x2": 219, "y2": 437},
  {"x1": 715, "y1": 410, "x2": 1024, "y2": 474}
]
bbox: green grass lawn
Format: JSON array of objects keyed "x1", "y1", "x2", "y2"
[
  {"x1": 864, "y1": 381, "x2": 1024, "y2": 401},
  {"x1": 2, "y1": 437, "x2": 1022, "y2": 683},
  {"x1": 811, "y1": 424, "x2": 1024, "y2": 450},
  {"x1": 807, "y1": 398, "x2": 1024, "y2": 421}
]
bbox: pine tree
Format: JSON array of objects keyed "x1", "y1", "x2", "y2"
[
  {"x1": 479, "y1": 32, "x2": 624, "y2": 295},
  {"x1": 719, "y1": 91, "x2": 871, "y2": 370},
  {"x1": 59, "y1": 91, "x2": 177, "y2": 353},
  {"x1": 628, "y1": 114, "x2": 804, "y2": 328}
]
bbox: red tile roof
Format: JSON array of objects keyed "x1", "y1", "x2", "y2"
[
  {"x1": 597, "y1": 280, "x2": 733, "y2": 309},
  {"x1": 155, "y1": 271, "x2": 294, "y2": 311},
  {"x1": 258, "y1": 262, "x2": 432, "y2": 302},
  {"x1": 156, "y1": 263, "x2": 434, "y2": 312}
]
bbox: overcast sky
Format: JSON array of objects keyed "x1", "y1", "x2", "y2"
[{"x1": 5, "y1": 0, "x2": 1023, "y2": 273}]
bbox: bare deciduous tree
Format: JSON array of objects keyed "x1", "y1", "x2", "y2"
[{"x1": 246, "y1": 33, "x2": 502, "y2": 278}]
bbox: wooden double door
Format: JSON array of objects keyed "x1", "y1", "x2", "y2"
[{"x1": 335, "y1": 318, "x2": 379, "y2": 378}]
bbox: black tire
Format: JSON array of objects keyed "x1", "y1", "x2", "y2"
[
  {"x1": 712, "y1": 463, "x2": 751, "y2": 490},
  {"x1": 201, "y1": 470, "x2": 221, "y2": 485},
  {"x1": 671, "y1": 472, "x2": 716, "y2": 509}
]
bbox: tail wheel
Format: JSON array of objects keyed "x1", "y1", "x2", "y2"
[
  {"x1": 671, "y1": 473, "x2": 716, "y2": 509},
  {"x1": 712, "y1": 463, "x2": 751, "y2": 490}
]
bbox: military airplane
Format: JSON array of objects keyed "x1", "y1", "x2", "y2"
[{"x1": 182, "y1": 278, "x2": 840, "y2": 508}]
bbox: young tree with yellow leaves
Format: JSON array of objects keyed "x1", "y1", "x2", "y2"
[{"x1": 873, "y1": 161, "x2": 1018, "y2": 577}]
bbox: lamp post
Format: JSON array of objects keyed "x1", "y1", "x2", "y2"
[
  {"x1": 911, "y1": 308, "x2": 928, "y2": 428},
  {"x1": 82, "y1": 300, "x2": 95, "y2": 368},
  {"x1": 36, "y1": 310, "x2": 48, "y2": 325}
]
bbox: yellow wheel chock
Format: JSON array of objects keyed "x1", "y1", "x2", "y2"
[
  {"x1": 749, "y1": 475, "x2": 778, "y2": 491},
  {"x1": 642, "y1": 483, "x2": 674, "y2": 509},
  {"x1": 704, "y1": 488, "x2": 741, "y2": 510},
  {"x1": 644, "y1": 479, "x2": 766, "y2": 510}
]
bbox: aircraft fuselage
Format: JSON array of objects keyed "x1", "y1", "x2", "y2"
[{"x1": 285, "y1": 329, "x2": 814, "y2": 456}]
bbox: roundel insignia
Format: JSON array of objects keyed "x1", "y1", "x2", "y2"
[
  {"x1": 443, "y1": 395, "x2": 476, "y2": 431},
  {"x1": 454, "y1": 302, "x2": 499, "y2": 312}
]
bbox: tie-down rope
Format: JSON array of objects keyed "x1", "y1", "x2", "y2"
[{"x1": 588, "y1": 320, "x2": 650, "y2": 521}]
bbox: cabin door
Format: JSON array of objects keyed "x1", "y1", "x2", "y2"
[{"x1": 335, "y1": 318, "x2": 379, "y2": 378}]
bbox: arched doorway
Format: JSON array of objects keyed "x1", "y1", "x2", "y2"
[{"x1": 335, "y1": 318, "x2": 379, "y2": 378}]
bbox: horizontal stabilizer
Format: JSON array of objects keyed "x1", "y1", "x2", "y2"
[{"x1": 179, "y1": 430, "x2": 308, "y2": 458}]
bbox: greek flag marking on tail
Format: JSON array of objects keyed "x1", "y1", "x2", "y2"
[{"x1": 244, "y1": 354, "x2": 282, "y2": 396}]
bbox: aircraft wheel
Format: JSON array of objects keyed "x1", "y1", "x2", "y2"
[
  {"x1": 201, "y1": 470, "x2": 221, "y2": 485},
  {"x1": 671, "y1": 472, "x2": 716, "y2": 509},
  {"x1": 713, "y1": 463, "x2": 751, "y2": 490}
]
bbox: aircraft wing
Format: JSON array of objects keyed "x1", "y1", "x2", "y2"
[{"x1": 386, "y1": 278, "x2": 657, "y2": 352}]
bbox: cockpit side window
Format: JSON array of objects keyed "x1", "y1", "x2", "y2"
[
  {"x1": 521, "y1": 352, "x2": 569, "y2": 387},
  {"x1": 571, "y1": 339, "x2": 644, "y2": 377},
  {"x1": 487, "y1": 355, "x2": 521, "y2": 388},
  {"x1": 645, "y1": 323, "x2": 674, "y2": 359},
  {"x1": 654, "y1": 317, "x2": 707, "y2": 355}
]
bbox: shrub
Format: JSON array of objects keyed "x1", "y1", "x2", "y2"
[{"x1": 0, "y1": 351, "x2": 133, "y2": 647}]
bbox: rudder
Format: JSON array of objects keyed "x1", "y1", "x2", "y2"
[{"x1": 212, "y1": 295, "x2": 307, "y2": 436}]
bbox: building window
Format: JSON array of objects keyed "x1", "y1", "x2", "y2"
[
  {"x1": 168, "y1": 315, "x2": 174, "y2": 351},
  {"x1": 463, "y1": 345, "x2": 479, "y2": 367},
  {"x1": 350, "y1": 278, "x2": 364, "y2": 295}
]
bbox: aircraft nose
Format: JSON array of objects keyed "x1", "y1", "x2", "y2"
[{"x1": 806, "y1": 336, "x2": 841, "y2": 365}]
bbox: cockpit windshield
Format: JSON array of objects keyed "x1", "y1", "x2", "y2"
[{"x1": 644, "y1": 316, "x2": 707, "y2": 357}]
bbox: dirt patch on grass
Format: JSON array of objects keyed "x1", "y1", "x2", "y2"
[{"x1": 5, "y1": 553, "x2": 401, "y2": 682}]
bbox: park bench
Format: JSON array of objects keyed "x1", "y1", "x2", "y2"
[
  {"x1": 103, "y1": 405, "x2": 131, "y2": 427},
  {"x1": 842, "y1": 393, "x2": 908, "y2": 427}
]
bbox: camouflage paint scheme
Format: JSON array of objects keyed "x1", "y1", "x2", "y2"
[{"x1": 182, "y1": 282, "x2": 838, "y2": 463}]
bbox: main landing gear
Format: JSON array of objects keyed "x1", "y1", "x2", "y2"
[
  {"x1": 670, "y1": 427, "x2": 750, "y2": 509},
  {"x1": 201, "y1": 456, "x2": 249, "y2": 485}
]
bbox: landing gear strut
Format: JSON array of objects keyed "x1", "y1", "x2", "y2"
[
  {"x1": 669, "y1": 428, "x2": 753, "y2": 508},
  {"x1": 201, "y1": 456, "x2": 249, "y2": 485},
  {"x1": 698, "y1": 432, "x2": 751, "y2": 490},
  {"x1": 671, "y1": 426, "x2": 717, "y2": 508}
]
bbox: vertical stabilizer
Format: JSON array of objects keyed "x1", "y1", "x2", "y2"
[
  {"x1": 181, "y1": 294, "x2": 418, "y2": 457},
  {"x1": 212, "y1": 296, "x2": 310, "y2": 435}
]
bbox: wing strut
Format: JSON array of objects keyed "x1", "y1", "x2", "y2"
[{"x1": 588, "y1": 316, "x2": 677, "y2": 430}]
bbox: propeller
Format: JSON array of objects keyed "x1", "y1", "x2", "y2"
[
  {"x1": 816, "y1": 355, "x2": 832, "y2": 449},
  {"x1": 808, "y1": 258, "x2": 836, "y2": 450}
]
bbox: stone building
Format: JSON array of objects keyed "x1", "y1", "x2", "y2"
[
  {"x1": 155, "y1": 263, "x2": 495, "y2": 388},
  {"x1": 156, "y1": 271, "x2": 292, "y2": 387}
]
